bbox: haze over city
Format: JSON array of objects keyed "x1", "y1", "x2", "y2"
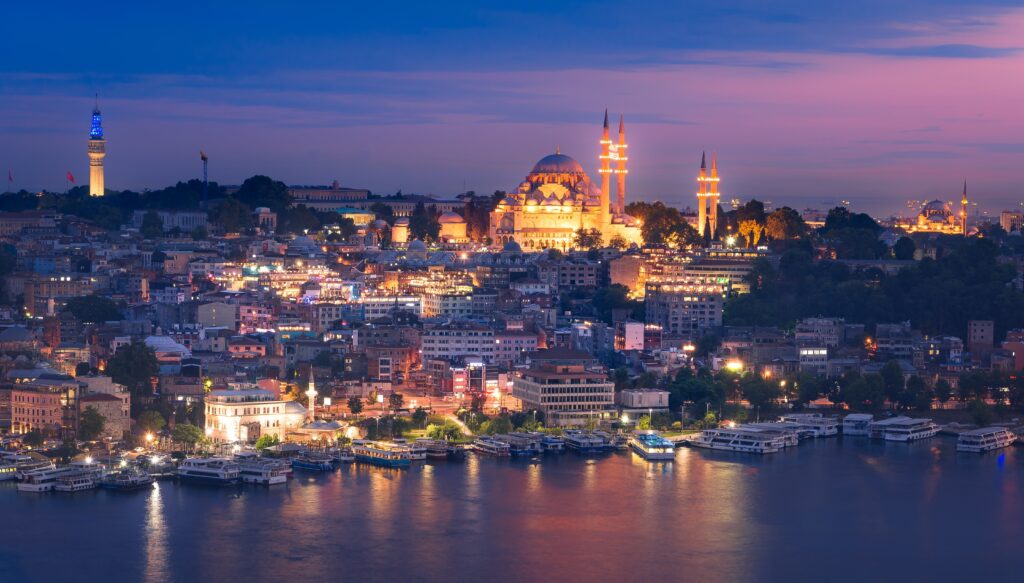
[{"x1": 3, "y1": 1, "x2": 1024, "y2": 215}]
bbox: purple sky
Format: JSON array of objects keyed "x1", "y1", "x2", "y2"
[{"x1": 2, "y1": 2, "x2": 1023, "y2": 216}]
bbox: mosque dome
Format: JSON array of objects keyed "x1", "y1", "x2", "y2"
[
  {"x1": 502, "y1": 240, "x2": 523, "y2": 253},
  {"x1": 438, "y1": 211, "x2": 466, "y2": 224},
  {"x1": 922, "y1": 200, "x2": 949, "y2": 214},
  {"x1": 288, "y1": 235, "x2": 319, "y2": 255},
  {"x1": 371, "y1": 219, "x2": 389, "y2": 230},
  {"x1": 408, "y1": 239, "x2": 427, "y2": 252},
  {"x1": 531, "y1": 153, "x2": 585, "y2": 175},
  {"x1": 393, "y1": 217, "x2": 410, "y2": 226}
]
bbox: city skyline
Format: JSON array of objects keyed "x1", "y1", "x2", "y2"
[{"x1": 3, "y1": 2, "x2": 1024, "y2": 215}]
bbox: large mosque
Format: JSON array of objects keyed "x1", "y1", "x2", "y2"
[{"x1": 488, "y1": 111, "x2": 643, "y2": 250}]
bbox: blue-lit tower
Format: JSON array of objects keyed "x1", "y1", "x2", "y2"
[{"x1": 87, "y1": 96, "x2": 106, "y2": 197}]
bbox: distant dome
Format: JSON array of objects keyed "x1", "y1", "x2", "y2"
[
  {"x1": 923, "y1": 200, "x2": 949, "y2": 213},
  {"x1": 502, "y1": 240, "x2": 523, "y2": 253},
  {"x1": 438, "y1": 211, "x2": 466, "y2": 224},
  {"x1": 408, "y1": 239, "x2": 426, "y2": 252},
  {"x1": 371, "y1": 219, "x2": 389, "y2": 230},
  {"x1": 288, "y1": 235, "x2": 319, "y2": 255},
  {"x1": 393, "y1": 217, "x2": 410, "y2": 226},
  {"x1": 531, "y1": 153, "x2": 584, "y2": 175}
]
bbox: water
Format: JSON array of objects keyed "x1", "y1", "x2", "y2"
[{"x1": 2, "y1": 438, "x2": 1022, "y2": 583}]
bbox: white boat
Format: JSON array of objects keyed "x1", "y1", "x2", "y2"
[
  {"x1": 352, "y1": 440, "x2": 412, "y2": 468},
  {"x1": 957, "y1": 427, "x2": 1016, "y2": 453},
  {"x1": 18, "y1": 467, "x2": 74, "y2": 493},
  {"x1": 68, "y1": 458, "x2": 108, "y2": 479},
  {"x1": 99, "y1": 468, "x2": 155, "y2": 491},
  {"x1": 742, "y1": 423, "x2": 803, "y2": 447},
  {"x1": 472, "y1": 437, "x2": 511, "y2": 457},
  {"x1": 493, "y1": 434, "x2": 543, "y2": 457},
  {"x1": 54, "y1": 471, "x2": 97, "y2": 492},
  {"x1": 238, "y1": 458, "x2": 290, "y2": 485},
  {"x1": 328, "y1": 447, "x2": 356, "y2": 463},
  {"x1": 0, "y1": 462, "x2": 17, "y2": 481},
  {"x1": 691, "y1": 427, "x2": 788, "y2": 454},
  {"x1": 414, "y1": 438, "x2": 451, "y2": 460},
  {"x1": 842, "y1": 414, "x2": 874, "y2": 436},
  {"x1": 177, "y1": 458, "x2": 241, "y2": 485},
  {"x1": 562, "y1": 430, "x2": 614, "y2": 454},
  {"x1": 392, "y1": 439, "x2": 427, "y2": 461},
  {"x1": 291, "y1": 452, "x2": 335, "y2": 471},
  {"x1": 779, "y1": 413, "x2": 840, "y2": 437},
  {"x1": 7, "y1": 453, "x2": 56, "y2": 480},
  {"x1": 628, "y1": 431, "x2": 676, "y2": 461},
  {"x1": 868, "y1": 417, "x2": 939, "y2": 442}
]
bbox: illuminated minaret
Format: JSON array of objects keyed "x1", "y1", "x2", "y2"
[
  {"x1": 614, "y1": 114, "x2": 628, "y2": 215},
  {"x1": 598, "y1": 109, "x2": 612, "y2": 228},
  {"x1": 305, "y1": 373, "x2": 318, "y2": 423},
  {"x1": 87, "y1": 97, "x2": 106, "y2": 197},
  {"x1": 960, "y1": 180, "x2": 969, "y2": 235},
  {"x1": 709, "y1": 152, "x2": 720, "y2": 236}
]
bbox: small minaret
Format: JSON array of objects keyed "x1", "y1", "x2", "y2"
[
  {"x1": 598, "y1": 109, "x2": 612, "y2": 229},
  {"x1": 708, "y1": 153, "x2": 721, "y2": 237},
  {"x1": 305, "y1": 374, "x2": 318, "y2": 423},
  {"x1": 87, "y1": 96, "x2": 106, "y2": 197},
  {"x1": 960, "y1": 180, "x2": 969, "y2": 236},
  {"x1": 614, "y1": 114, "x2": 628, "y2": 216},
  {"x1": 697, "y1": 152, "x2": 709, "y2": 238}
]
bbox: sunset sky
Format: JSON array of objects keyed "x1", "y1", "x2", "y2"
[{"x1": 2, "y1": 1, "x2": 1023, "y2": 215}]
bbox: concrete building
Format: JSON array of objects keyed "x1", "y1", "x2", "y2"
[
  {"x1": 645, "y1": 280, "x2": 725, "y2": 335},
  {"x1": 421, "y1": 323, "x2": 495, "y2": 363},
  {"x1": 204, "y1": 389, "x2": 306, "y2": 443},
  {"x1": 512, "y1": 350, "x2": 615, "y2": 427}
]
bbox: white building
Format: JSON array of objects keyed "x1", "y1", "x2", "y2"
[
  {"x1": 512, "y1": 357, "x2": 615, "y2": 427},
  {"x1": 618, "y1": 388, "x2": 671, "y2": 413},
  {"x1": 204, "y1": 389, "x2": 306, "y2": 443},
  {"x1": 421, "y1": 323, "x2": 495, "y2": 363}
]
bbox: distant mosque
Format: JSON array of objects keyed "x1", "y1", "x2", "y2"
[
  {"x1": 894, "y1": 182, "x2": 969, "y2": 235},
  {"x1": 489, "y1": 111, "x2": 643, "y2": 250}
]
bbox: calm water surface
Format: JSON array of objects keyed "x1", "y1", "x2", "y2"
[{"x1": 1, "y1": 437, "x2": 1021, "y2": 583}]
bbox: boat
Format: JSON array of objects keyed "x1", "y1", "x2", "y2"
[
  {"x1": 957, "y1": 427, "x2": 1016, "y2": 453},
  {"x1": 628, "y1": 431, "x2": 676, "y2": 461},
  {"x1": 595, "y1": 430, "x2": 629, "y2": 451},
  {"x1": 414, "y1": 438, "x2": 453, "y2": 460},
  {"x1": 328, "y1": 447, "x2": 356, "y2": 464},
  {"x1": 99, "y1": 468, "x2": 155, "y2": 491},
  {"x1": 176, "y1": 458, "x2": 241, "y2": 485},
  {"x1": 54, "y1": 471, "x2": 97, "y2": 493},
  {"x1": 67, "y1": 458, "x2": 108, "y2": 479},
  {"x1": 493, "y1": 434, "x2": 543, "y2": 457},
  {"x1": 779, "y1": 413, "x2": 840, "y2": 437},
  {"x1": 539, "y1": 435, "x2": 565, "y2": 453},
  {"x1": 690, "y1": 427, "x2": 788, "y2": 454},
  {"x1": 17, "y1": 467, "x2": 74, "y2": 493},
  {"x1": 842, "y1": 414, "x2": 874, "y2": 436},
  {"x1": 393, "y1": 438, "x2": 428, "y2": 461},
  {"x1": 742, "y1": 423, "x2": 803, "y2": 447},
  {"x1": 562, "y1": 430, "x2": 614, "y2": 455},
  {"x1": 471, "y1": 436, "x2": 511, "y2": 457},
  {"x1": 291, "y1": 452, "x2": 335, "y2": 471},
  {"x1": 352, "y1": 440, "x2": 412, "y2": 468},
  {"x1": 8, "y1": 453, "x2": 56, "y2": 480},
  {"x1": 0, "y1": 462, "x2": 17, "y2": 481},
  {"x1": 868, "y1": 417, "x2": 939, "y2": 442},
  {"x1": 238, "y1": 458, "x2": 290, "y2": 485}
]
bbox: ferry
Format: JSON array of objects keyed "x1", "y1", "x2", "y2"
[
  {"x1": 957, "y1": 427, "x2": 1016, "y2": 453},
  {"x1": 99, "y1": 468, "x2": 155, "y2": 491},
  {"x1": 18, "y1": 467, "x2": 74, "y2": 493},
  {"x1": 779, "y1": 413, "x2": 840, "y2": 437},
  {"x1": 414, "y1": 438, "x2": 455, "y2": 460},
  {"x1": 690, "y1": 428, "x2": 788, "y2": 454},
  {"x1": 595, "y1": 430, "x2": 629, "y2": 451},
  {"x1": 54, "y1": 471, "x2": 97, "y2": 493},
  {"x1": 393, "y1": 439, "x2": 428, "y2": 461},
  {"x1": 743, "y1": 423, "x2": 803, "y2": 447},
  {"x1": 68, "y1": 458, "x2": 108, "y2": 479},
  {"x1": 540, "y1": 435, "x2": 565, "y2": 453},
  {"x1": 868, "y1": 417, "x2": 939, "y2": 442},
  {"x1": 562, "y1": 430, "x2": 614, "y2": 455},
  {"x1": 472, "y1": 436, "x2": 512, "y2": 457},
  {"x1": 291, "y1": 452, "x2": 335, "y2": 472},
  {"x1": 8, "y1": 454, "x2": 56, "y2": 480},
  {"x1": 628, "y1": 431, "x2": 676, "y2": 461},
  {"x1": 177, "y1": 458, "x2": 241, "y2": 485},
  {"x1": 239, "y1": 458, "x2": 290, "y2": 485},
  {"x1": 352, "y1": 440, "x2": 412, "y2": 468},
  {"x1": 493, "y1": 434, "x2": 543, "y2": 457},
  {"x1": 0, "y1": 462, "x2": 17, "y2": 481},
  {"x1": 842, "y1": 413, "x2": 874, "y2": 436}
]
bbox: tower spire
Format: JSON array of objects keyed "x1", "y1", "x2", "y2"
[
  {"x1": 614, "y1": 114, "x2": 628, "y2": 215},
  {"x1": 598, "y1": 110, "x2": 612, "y2": 230},
  {"x1": 87, "y1": 98, "x2": 106, "y2": 197},
  {"x1": 961, "y1": 179, "x2": 969, "y2": 236}
]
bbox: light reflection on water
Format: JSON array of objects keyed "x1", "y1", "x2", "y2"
[{"x1": 1, "y1": 438, "x2": 1022, "y2": 583}]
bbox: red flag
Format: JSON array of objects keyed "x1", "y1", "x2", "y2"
[{"x1": 66, "y1": 171, "x2": 75, "y2": 183}]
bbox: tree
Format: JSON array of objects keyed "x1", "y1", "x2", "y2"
[
  {"x1": 140, "y1": 210, "x2": 164, "y2": 239},
  {"x1": 235, "y1": 175, "x2": 291, "y2": 212},
  {"x1": 626, "y1": 201, "x2": 701, "y2": 248},
  {"x1": 190, "y1": 224, "x2": 208, "y2": 240},
  {"x1": 137, "y1": 410, "x2": 166, "y2": 434},
  {"x1": 411, "y1": 407, "x2": 428, "y2": 428},
  {"x1": 880, "y1": 361, "x2": 905, "y2": 404},
  {"x1": 765, "y1": 207, "x2": 808, "y2": 240},
  {"x1": 347, "y1": 395, "x2": 364, "y2": 415},
  {"x1": 934, "y1": 379, "x2": 953, "y2": 404},
  {"x1": 172, "y1": 424, "x2": 204, "y2": 450},
  {"x1": 255, "y1": 434, "x2": 281, "y2": 450},
  {"x1": 427, "y1": 420, "x2": 465, "y2": 441},
  {"x1": 23, "y1": 430, "x2": 44, "y2": 446},
  {"x1": 388, "y1": 393, "x2": 405, "y2": 412},
  {"x1": 737, "y1": 219, "x2": 765, "y2": 247},
  {"x1": 209, "y1": 196, "x2": 255, "y2": 233},
  {"x1": 969, "y1": 399, "x2": 993, "y2": 427},
  {"x1": 893, "y1": 236, "x2": 916, "y2": 260},
  {"x1": 608, "y1": 234, "x2": 628, "y2": 250},
  {"x1": 106, "y1": 341, "x2": 159, "y2": 411},
  {"x1": 480, "y1": 415, "x2": 513, "y2": 435},
  {"x1": 75, "y1": 362, "x2": 94, "y2": 377},
  {"x1": 64, "y1": 295, "x2": 122, "y2": 323},
  {"x1": 573, "y1": 228, "x2": 603, "y2": 250},
  {"x1": 79, "y1": 406, "x2": 106, "y2": 441},
  {"x1": 740, "y1": 376, "x2": 781, "y2": 415},
  {"x1": 409, "y1": 202, "x2": 441, "y2": 242}
]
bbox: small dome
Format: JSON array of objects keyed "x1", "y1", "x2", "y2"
[
  {"x1": 408, "y1": 239, "x2": 427, "y2": 252},
  {"x1": 438, "y1": 211, "x2": 466, "y2": 224},
  {"x1": 922, "y1": 200, "x2": 950, "y2": 214},
  {"x1": 531, "y1": 153, "x2": 585, "y2": 175},
  {"x1": 393, "y1": 217, "x2": 410, "y2": 226},
  {"x1": 371, "y1": 219, "x2": 389, "y2": 230},
  {"x1": 502, "y1": 240, "x2": 523, "y2": 253}
]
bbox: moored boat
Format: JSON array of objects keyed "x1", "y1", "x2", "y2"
[
  {"x1": 99, "y1": 468, "x2": 155, "y2": 491},
  {"x1": 352, "y1": 440, "x2": 412, "y2": 468},
  {"x1": 562, "y1": 430, "x2": 614, "y2": 455},
  {"x1": 868, "y1": 417, "x2": 939, "y2": 442},
  {"x1": 690, "y1": 427, "x2": 787, "y2": 454},
  {"x1": 291, "y1": 452, "x2": 335, "y2": 472},
  {"x1": 472, "y1": 436, "x2": 511, "y2": 457},
  {"x1": 17, "y1": 467, "x2": 73, "y2": 493},
  {"x1": 957, "y1": 427, "x2": 1016, "y2": 453},
  {"x1": 239, "y1": 458, "x2": 290, "y2": 485},
  {"x1": 54, "y1": 471, "x2": 97, "y2": 493},
  {"x1": 628, "y1": 431, "x2": 676, "y2": 461},
  {"x1": 177, "y1": 458, "x2": 241, "y2": 485},
  {"x1": 493, "y1": 434, "x2": 543, "y2": 457},
  {"x1": 328, "y1": 447, "x2": 356, "y2": 464}
]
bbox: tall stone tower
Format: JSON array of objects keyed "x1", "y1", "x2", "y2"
[
  {"x1": 598, "y1": 109, "x2": 612, "y2": 229},
  {"x1": 87, "y1": 99, "x2": 106, "y2": 197},
  {"x1": 696, "y1": 152, "x2": 720, "y2": 239},
  {"x1": 614, "y1": 115, "x2": 628, "y2": 215},
  {"x1": 960, "y1": 180, "x2": 969, "y2": 235}
]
